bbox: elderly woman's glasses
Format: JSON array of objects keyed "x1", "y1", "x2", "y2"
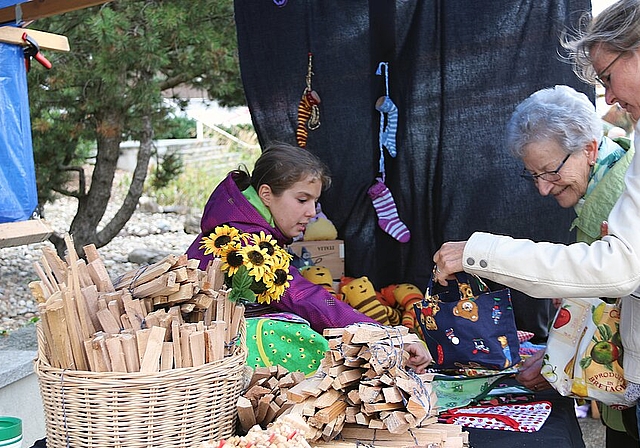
[
  {"x1": 595, "y1": 51, "x2": 625, "y2": 88},
  {"x1": 520, "y1": 153, "x2": 571, "y2": 183}
]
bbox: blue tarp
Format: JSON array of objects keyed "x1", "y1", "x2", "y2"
[
  {"x1": 0, "y1": 41, "x2": 37, "y2": 223},
  {"x1": 0, "y1": 0, "x2": 26, "y2": 9}
]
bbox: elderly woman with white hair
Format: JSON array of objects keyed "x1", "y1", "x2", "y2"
[
  {"x1": 433, "y1": 0, "x2": 640, "y2": 441},
  {"x1": 503, "y1": 84, "x2": 636, "y2": 445}
]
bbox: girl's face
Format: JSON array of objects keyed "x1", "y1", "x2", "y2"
[
  {"x1": 522, "y1": 139, "x2": 597, "y2": 208},
  {"x1": 592, "y1": 44, "x2": 640, "y2": 121},
  {"x1": 258, "y1": 174, "x2": 322, "y2": 239}
]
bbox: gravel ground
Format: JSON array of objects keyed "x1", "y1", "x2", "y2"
[{"x1": 0, "y1": 191, "x2": 199, "y2": 334}]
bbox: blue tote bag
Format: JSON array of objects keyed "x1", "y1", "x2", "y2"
[{"x1": 414, "y1": 272, "x2": 521, "y2": 371}]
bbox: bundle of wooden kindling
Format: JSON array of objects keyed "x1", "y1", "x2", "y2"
[
  {"x1": 30, "y1": 234, "x2": 243, "y2": 373},
  {"x1": 286, "y1": 324, "x2": 438, "y2": 442}
]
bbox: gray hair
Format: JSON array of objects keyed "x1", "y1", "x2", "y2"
[
  {"x1": 506, "y1": 85, "x2": 603, "y2": 159},
  {"x1": 562, "y1": 0, "x2": 640, "y2": 84}
]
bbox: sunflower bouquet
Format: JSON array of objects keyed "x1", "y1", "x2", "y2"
[{"x1": 199, "y1": 225, "x2": 293, "y2": 304}]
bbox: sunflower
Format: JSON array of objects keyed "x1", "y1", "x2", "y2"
[
  {"x1": 267, "y1": 256, "x2": 293, "y2": 300},
  {"x1": 201, "y1": 225, "x2": 293, "y2": 304},
  {"x1": 199, "y1": 225, "x2": 241, "y2": 257},
  {"x1": 252, "y1": 231, "x2": 278, "y2": 257},
  {"x1": 241, "y1": 243, "x2": 270, "y2": 282},
  {"x1": 221, "y1": 247, "x2": 245, "y2": 276}
]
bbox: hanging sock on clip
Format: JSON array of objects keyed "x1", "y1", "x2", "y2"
[
  {"x1": 376, "y1": 95, "x2": 398, "y2": 157},
  {"x1": 375, "y1": 62, "x2": 398, "y2": 157}
]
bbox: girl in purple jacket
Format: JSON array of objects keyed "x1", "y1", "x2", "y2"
[{"x1": 186, "y1": 142, "x2": 431, "y2": 372}]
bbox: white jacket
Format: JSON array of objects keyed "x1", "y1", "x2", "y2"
[{"x1": 463, "y1": 123, "x2": 640, "y2": 383}]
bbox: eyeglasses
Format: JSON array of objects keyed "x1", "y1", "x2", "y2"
[
  {"x1": 520, "y1": 153, "x2": 571, "y2": 183},
  {"x1": 595, "y1": 51, "x2": 625, "y2": 88}
]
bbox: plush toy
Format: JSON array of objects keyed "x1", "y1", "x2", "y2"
[
  {"x1": 301, "y1": 265, "x2": 341, "y2": 300},
  {"x1": 288, "y1": 246, "x2": 315, "y2": 270},
  {"x1": 304, "y1": 217, "x2": 338, "y2": 241},
  {"x1": 380, "y1": 283, "x2": 424, "y2": 332},
  {"x1": 302, "y1": 203, "x2": 338, "y2": 241},
  {"x1": 340, "y1": 276, "x2": 402, "y2": 326}
]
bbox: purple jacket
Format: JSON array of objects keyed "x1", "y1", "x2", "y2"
[{"x1": 185, "y1": 173, "x2": 377, "y2": 333}]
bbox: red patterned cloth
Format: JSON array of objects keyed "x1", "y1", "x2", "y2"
[
  {"x1": 517, "y1": 330, "x2": 535, "y2": 343},
  {"x1": 440, "y1": 401, "x2": 552, "y2": 432}
]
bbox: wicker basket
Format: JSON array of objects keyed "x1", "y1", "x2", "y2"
[{"x1": 35, "y1": 326, "x2": 247, "y2": 448}]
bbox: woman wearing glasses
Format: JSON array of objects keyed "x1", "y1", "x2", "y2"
[
  {"x1": 433, "y1": 0, "x2": 640, "y2": 439},
  {"x1": 507, "y1": 84, "x2": 636, "y2": 445},
  {"x1": 514, "y1": 85, "x2": 632, "y2": 245}
]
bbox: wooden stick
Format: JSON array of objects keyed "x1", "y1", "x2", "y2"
[
  {"x1": 64, "y1": 234, "x2": 96, "y2": 339},
  {"x1": 160, "y1": 342, "x2": 174, "y2": 371},
  {"x1": 41, "y1": 246, "x2": 68, "y2": 286},
  {"x1": 112, "y1": 254, "x2": 178, "y2": 290},
  {"x1": 61, "y1": 287, "x2": 89, "y2": 371},
  {"x1": 189, "y1": 331, "x2": 206, "y2": 367},
  {"x1": 32, "y1": 261, "x2": 57, "y2": 296},
  {"x1": 120, "y1": 333, "x2": 140, "y2": 373},
  {"x1": 105, "y1": 336, "x2": 127, "y2": 372},
  {"x1": 44, "y1": 293, "x2": 74, "y2": 369},
  {"x1": 172, "y1": 320, "x2": 183, "y2": 369},
  {"x1": 139, "y1": 326, "x2": 166, "y2": 373},
  {"x1": 135, "y1": 328, "x2": 151, "y2": 366}
]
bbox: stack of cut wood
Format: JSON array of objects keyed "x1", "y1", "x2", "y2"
[
  {"x1": 310, "y1": 422, "x2": 469, "y2": 447},
  {"x1": 30, "y1": 234, "x2": 243, "y2": 373},
  {"x1": 284, "y1": 324, "x2": 439, "y2": 443},
  {"x1": 237, "y1": 365, "x2": 307, "y2": 432}
]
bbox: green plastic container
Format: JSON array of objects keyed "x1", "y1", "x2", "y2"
[{"x1": 0, "y1": 417, "x2": 22, "y2": 448}]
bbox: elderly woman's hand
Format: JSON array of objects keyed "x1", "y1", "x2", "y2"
[
  {"x1": 515, "y1": 349, "x2": 552, "y2": 392},
  {"x1": 405, "y1": 342, "x2": 432, "y2": 374},
  {"x1": 432, "y1": 241, "x2": 467, "y2": 286}
]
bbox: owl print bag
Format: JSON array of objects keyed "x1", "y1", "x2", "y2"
[{"x1": 414, "y1": 272, "x2": 521, "y2": 371}]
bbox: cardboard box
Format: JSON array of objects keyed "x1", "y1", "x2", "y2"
[{"x1": 288, "y1": 239, "x2": 345, "y2": 280}]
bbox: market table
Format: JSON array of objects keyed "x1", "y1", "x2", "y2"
[{"x1": 462, "y1": 383, "x2": 586, "y2": 448}]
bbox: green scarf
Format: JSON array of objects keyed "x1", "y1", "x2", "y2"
[
  {"x1": 586, "y1": 137, "x2": 626, "y2": 196},
  {"x1": 575, "y1": 136, "x2": 626, "y2": 216},
  {"x1": 242, "y1": 185, "x2": 275, "y2": 227}
]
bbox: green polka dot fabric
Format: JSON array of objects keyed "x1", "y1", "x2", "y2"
[{"x1": 245, "y1": 318, "x2": 329, "y2": 376}]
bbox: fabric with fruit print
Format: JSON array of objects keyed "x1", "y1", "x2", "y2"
[{"x1": 541, "y1": 296, "x2": 633, "y2": 407}]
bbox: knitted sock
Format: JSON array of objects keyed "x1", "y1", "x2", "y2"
[
  {"x1": 375, "y1": 96, "x2": 398, "y2": 157},
  {"x1": 367, "y1": 179, "x2": 410, "y2": 243},
  {"x1": 296, "y1": 90, "x2": 321, "y2": 148}
]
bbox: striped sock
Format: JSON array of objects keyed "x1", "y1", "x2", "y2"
[
  {"x1": 367, "y1": 179, "x2": 410, "y2": 243},
  {"x1": 376, "y1": 95, "x2": 398, "y2": 157}
]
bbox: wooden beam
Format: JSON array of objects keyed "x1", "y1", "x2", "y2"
[
  {"x1": 0, "y1": 26, "x2": 69, "y2": 51},
  {"x1": 0, "y1": 219, "x2": 52, "y2": 248},
  {"x1": 0, "y1": 0, "x2": 111, "y2": 25}
]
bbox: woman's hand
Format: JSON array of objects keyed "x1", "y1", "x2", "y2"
[
  {"x1": 432, "y1": 241, "x2": 467, "y2": 286},
  {"x1": 515, "y1": 349, "x2": 551, "y2": 392},
  {"x1": 405, "y1": 342, "x2": 432, "y2": 374}
]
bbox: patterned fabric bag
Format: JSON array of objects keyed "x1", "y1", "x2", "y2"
[
  {"x1": 541, "y1": 297, "x2": 633, "y2": 407},
  {"x1": 245, "y1": 316, "x2": 329, "y2": 376},
  {"x1": 414, "y1": 273, "x2": 521, "y2": 371}
]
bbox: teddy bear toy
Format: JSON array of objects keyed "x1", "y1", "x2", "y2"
[
  {"x1": 380, "y1": 283, "x2": 424, "y2": 333},
  {"x1": 340, "y1": 276, "x2": 401, "y2": 326},
  {"x1": 300, "y1": 265, "x2": 341, "y2": 300}
]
